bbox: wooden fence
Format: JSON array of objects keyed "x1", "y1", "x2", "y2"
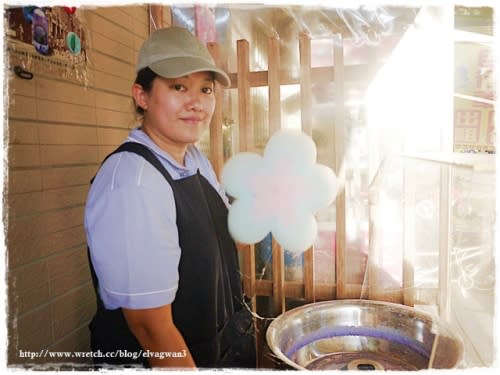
[{"x1": 207, "y1": 33, "x2": 350, "y2": 366}]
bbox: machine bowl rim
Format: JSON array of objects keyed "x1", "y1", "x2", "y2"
[{"x1": 265, "y1": 299, "x2": 463, "y2": 371}]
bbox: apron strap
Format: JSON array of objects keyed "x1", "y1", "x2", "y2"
[{"x1": 90, "y1": 142, "x2": 175, "y2": 185}]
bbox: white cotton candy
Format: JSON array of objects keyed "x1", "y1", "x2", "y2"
[
  {"x1": 221, "y1": 129, "x2": 338, "y2": 255},
  {"x1": 227, "y1": 199, "x2": 270, "y2": 244},
  {"x1": 264, "y1": 129, "x2": 316, "y2": 166},
  {"x1": 273, "y1": 211, "x2": 318, "y2": 254},
  {"x1": 221, "y1": 152, "x2": 262, "y2": 199},
  {"x1": 307, "y1": 165, "x2": 337, "y2": 212}
]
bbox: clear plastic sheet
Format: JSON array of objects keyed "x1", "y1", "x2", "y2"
[
  {"x1": 366, "y1": 153, "x2": 495, "y2": 368},
  {"x1": 175, "y1": 4, "x2": 494, "y2": 368}
]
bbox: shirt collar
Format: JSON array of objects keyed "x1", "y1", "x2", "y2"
[{"x1": 127, "y1": 127, "x2": 197, "y2": 174}]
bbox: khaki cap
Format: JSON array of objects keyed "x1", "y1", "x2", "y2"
[{"x1": 136, "y1": 27, "x2": 230, "y2": 87}]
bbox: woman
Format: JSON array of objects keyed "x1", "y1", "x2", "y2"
[{"x1": 84, "y1": 27, "x2": 255, "y2": 369}]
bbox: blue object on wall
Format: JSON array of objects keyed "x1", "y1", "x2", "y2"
[{"x1": 258, "y1": 233, "x2": 304, "y2": 266}]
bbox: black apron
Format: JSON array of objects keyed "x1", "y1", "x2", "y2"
[{"x1": 87, "y1": 142, "x2": 256, "y2": 368}]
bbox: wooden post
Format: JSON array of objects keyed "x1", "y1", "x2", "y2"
[
  {"x1": 268, "y1": 34, "x2": 286, "y2": 315},
  {"x1": 303, "y1": 249, "x2": 315, "y2": 302},
  {"x1": 236, "y1": 39, "x2": 256, "y2": 298},
  {"x1": 264, "y1": 35, "x2": 286, "y2": 369},
  {"x1": 236, "y1": 38, "x2": 259, "y2": 365},
  {"x1": 299, "y1": 32, "x2": 316, "y2": 303},
  {"x1": 207, "y1": 42, "x2": 224, "y2": 178},
  {"x1": 207, "y1": 42, "x2": 224, "y2": 179},
  {"x1": 237, "y1": 39, "x2": 253, "y2": 152},
  {"x1": 299, "y1": 32, "x2": 313, "y2": 135},
  {"x1": 268, "y1": 34, "x2": 281, "y2": 136},
  {"x1": 333, "y1": 33, "x2": 346, "y2": 298},
  {"x1": 272, "y1": 238, "x2": 286, "y2": 315}
]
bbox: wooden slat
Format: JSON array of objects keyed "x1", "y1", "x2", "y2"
[
  {"x1": 239, "y1": 243, "x2": 256, "y2": 298},
  {"x1": 227, "y1": 63, "x2": 383, "y2": 89},
  {"x1": 268, "y1": 34, "x2": 285, "y2": 316},
  {"x1": 303, "y1": 248, "x2": 316, "y2": 302},
  {"x1": 299, "y1": 32, "x2": 313, "y2": 136},
  {"x1": 235, "y1": 39, "x2": 256, "y2": 306},
  {"x1": 298, "y1": 33, "x2": 316, "y2": 303},
  {"x1": 268, "y1": 35, "x2": 281, "y2": 135},
  {"x1": 259, "y1": 279, "x2": 395, "y2": 304},
  {"x1": 333, "y1": 33, "x2": 347, "y2": 299},
  {"x1": 235, "y1": 39, "x2": 259, "y2": 365},
  {"x1": 271, "y1": 238, "x2": 285, "y2": 315},
  {"x1": 255, "y1": 279, "x2": 336, "y2": 301},
  {"x1": 207, "y1": 42, "x2": 224, "y2": 178},
  {"x1": 237, "y1": 39, "x2": 253, "y2": 152}
]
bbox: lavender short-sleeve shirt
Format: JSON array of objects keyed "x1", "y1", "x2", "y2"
[{"x1": 84, "y1": 128, "x2": 228, "y2": 310}]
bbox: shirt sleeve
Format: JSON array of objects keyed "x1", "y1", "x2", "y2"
[{"x1": 85, "y1": 153, "x2": 180, "y2": 310}]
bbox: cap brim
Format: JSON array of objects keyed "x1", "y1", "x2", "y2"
[{"x1": 149, "y1": 57, "x2": 231, "y2": 88}]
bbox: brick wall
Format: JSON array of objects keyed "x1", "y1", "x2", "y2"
[{"x1": 6, "y1": 5, "x2": 150, "y2": 367}]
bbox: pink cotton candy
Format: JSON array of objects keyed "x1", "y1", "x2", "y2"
[
  {"x1": 221, "y1": 129, "x2": 338, "y2": 254},
  {"x1": 248, "y1": 159, "x2": 308, "y2": 222}
]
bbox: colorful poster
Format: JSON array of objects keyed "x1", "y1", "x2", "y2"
[
  {"x1": 454, "y1": 41, "x2": 495, "y2": 153},
  {"x1": 5, "y1": 6, "x2": 88, "y2": 84}
]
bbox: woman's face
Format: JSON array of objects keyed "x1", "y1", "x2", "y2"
[{"x1": 137, "y1": 71, "x2": 216, "y2": 155}]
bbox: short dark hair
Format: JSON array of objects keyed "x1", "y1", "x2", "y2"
[{"x1": 134, "y1": 67, "x2": 158, "y2": 115}]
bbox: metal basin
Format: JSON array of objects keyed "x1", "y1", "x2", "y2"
[{"x1": 266, "y1": 299, "x2": 463, "y2": 370}]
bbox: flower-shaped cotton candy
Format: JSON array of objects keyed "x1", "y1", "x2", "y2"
[{"x1": 221, "y1": 129, "x2": 337, "y2": 254}]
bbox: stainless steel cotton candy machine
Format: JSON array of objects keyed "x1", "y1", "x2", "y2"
[{"x1": 266, "y1": 299, "x2": 463, "y2": 370}]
